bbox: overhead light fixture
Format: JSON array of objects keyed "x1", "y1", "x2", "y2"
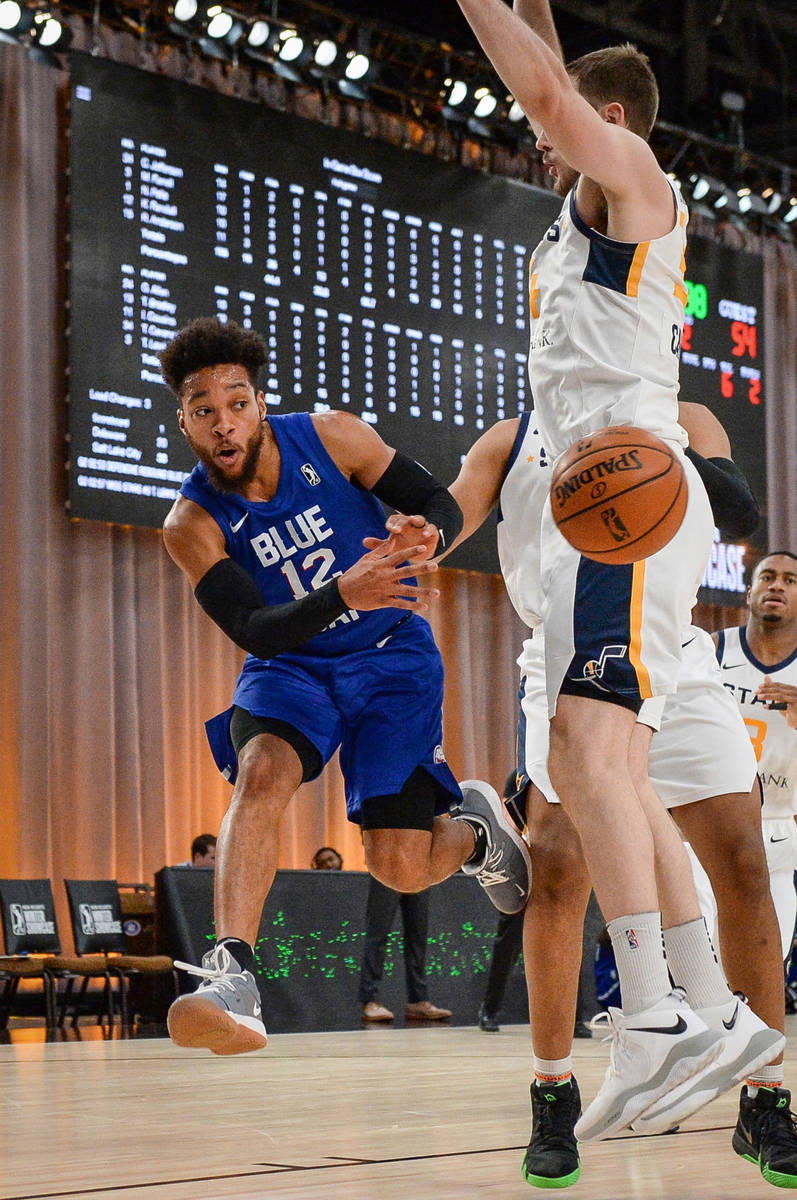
[
  {"x1": 690, "y1": 174, "x2": 710, "y2": 201},
  {"x1": 473, "y1": 86, "x2": 497, "y2": 119},
  {"x1": 737, "y1": 187, "x2": 752, "y2": 213},
  {"x1": 714, "y1": 190, "x2": 729, "y2": 210},
  {"x1": 172, "y1": 0, "x2": 197, "y2": 23},
  {"x1": 443, "y1": 77, "x2": 468, "y2": 109},
  {"x1": 507, "y1": 99, "x2": 525, "y2": 123},
  {"x1": 0, "y1": 0, "x2": 32, "y2": 36},
  {"x1": 206, "y1": 6, "x2": 234, "y2": 39},
  {"x1": 313, "y1": 38, "x2": 337, "y2": 68},
  {"x1": 784, "y1": 199, "x2": 797, "y2": 225},
  {"x1": 344, "y1": 50, "x2": 370, "y2": 81},
  {"x1": 246, "y1": 18, "x2": 269, "y2": 47}
]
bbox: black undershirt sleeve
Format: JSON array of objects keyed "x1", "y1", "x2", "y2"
[
  {"x1": 684, "y1": 448, "x2": 760, "y2": 539},
  {"x1": 368, "y1": 452, "x2": 463, "y2": 554},
  {"x1": 194, "y1": 557, "x2": 349, "y2": 660}
]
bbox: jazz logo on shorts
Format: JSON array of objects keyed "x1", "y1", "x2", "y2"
[
  {"x1": 625, "y1": 928, "x2": 639, "y2": 950},
  {"x1": 577, "y1": 644, "x2": 627, "y2": 691}
]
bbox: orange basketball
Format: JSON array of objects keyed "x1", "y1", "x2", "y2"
[{"x1": 549, "y1": 426, "x2": 688, "y2": 565}]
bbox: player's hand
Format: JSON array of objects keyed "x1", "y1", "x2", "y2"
[
  {"x1": 362, "y1": 513, "x2": 439, "y2": 562},
  {"x1": 756, "y1": 677, "x2": 797, "y2": 729},
  {"x1": 337, "y1": 543, "x2": 439, "y2": 613}
]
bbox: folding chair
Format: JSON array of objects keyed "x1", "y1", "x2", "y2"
[
  {"x1": 0, "y1": 879, "x2": 114, "y2": 1031},
  {"x1": 64, "y1": 880, "x2": 178, "y2": 1031}
]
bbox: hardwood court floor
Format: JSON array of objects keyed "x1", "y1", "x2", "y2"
[{"x1": 2, "y1": 1020, "x2": 796, "y2": 1200}]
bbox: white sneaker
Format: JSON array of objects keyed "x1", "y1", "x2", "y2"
[
  {"x1": 632, "y1": 993, "x2": 785, "y2": 1133},
  {"x1": 574, "y1": 989, "x2": 724, "y2": 1142}
]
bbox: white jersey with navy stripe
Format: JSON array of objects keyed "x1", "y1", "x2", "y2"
[
  {"x1": 716, "y1": 626, "x2": 797, "y2": 821},
  {"x1": 496, "y1": 412, "x2": 552, "y2": 630},
  {"x1": 527, "y1": 185, "x2": 690, "y2": 461}
]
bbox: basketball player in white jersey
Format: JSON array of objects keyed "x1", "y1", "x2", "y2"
[
  {"x1": 430, "y1": 399, "x2": 785, "y2": 1187},
  {"x1": 453, "y1": 0, "x2": 724, "y2": 1143},
  {"x1": 713, "y1": 555, "x2": 797, "y2": 957}
]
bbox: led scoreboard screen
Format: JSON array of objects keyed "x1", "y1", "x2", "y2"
[{"x1": 68, "y1": 53, "x2": 767, "y2": 596}]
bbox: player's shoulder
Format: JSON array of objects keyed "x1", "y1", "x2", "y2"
[{"x1": 163, "y1": 493, "x2": 218, "y2": 539}]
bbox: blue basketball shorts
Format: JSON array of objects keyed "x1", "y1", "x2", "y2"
[{"x1": 205, "y1": 613, "x2": 461, "y2": 824}]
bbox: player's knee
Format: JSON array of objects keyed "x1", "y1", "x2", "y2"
[
  {"x1": 366, "y1": 843, "x2": 427, "y2": 893},
  {"x1": 529, "y1": 809, "x2": 589, "y2": 905},
  {"x1": 232, "y1": 743, "x2": 296, "y2": 816}
]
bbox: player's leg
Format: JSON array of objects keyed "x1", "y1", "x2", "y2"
[
  {"x1": 522, "y1": 783, "x2": 591, "y2": 1188},
  {"x1": 168, "y1": 723, "x2": 306, "y2": 1054},
  {"x1": 345, "y1": 619, "x2": 529, "y2": 911},
  {"x1": 169, "y1": 663, "x2": 339, "y2": 1056}
]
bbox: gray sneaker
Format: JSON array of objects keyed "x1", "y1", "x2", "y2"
[
  {"x1": 168, "y1": 944, "x2": 267, "y2": 1055},
  {"x1": 451, "y1": 779, "x2": 532, "y2": 914}
]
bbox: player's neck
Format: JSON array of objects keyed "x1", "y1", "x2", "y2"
[
  {"x1": 745, "y1": 617, "x2": 797, "y2": 666},
  {"x1": 240, "y1": 423, "x2": 282, "y2": 503}
]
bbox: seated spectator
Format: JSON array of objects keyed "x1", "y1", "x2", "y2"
[
  {"x1": 175, "y1": 834, "x2": 217, "y2": 868},
  {"x1": 311, "y1": 847, "x2": 343, "y2": 870}
]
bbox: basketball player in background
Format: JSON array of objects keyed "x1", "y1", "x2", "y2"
[
  {"x1": 711, "y1": 552, "x2": 797, "y2": 1176},
  {"x1": 417, "y1": 398, "x2": 785, "y2": 1187},
  {"x1": 452, "y1": 0, "x2": 725, "y2": 1141},
  {"x1": 157, "y1": 317, "x2": 531, "y2": 1055}
]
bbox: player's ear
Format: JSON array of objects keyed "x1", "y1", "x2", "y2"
[
  {"x1": 177, "y1": 406, "x2": 187, "y2": 435},
  {"x1": 602, "y1": 101, "x2": 625, "y2": 127},
  {"x1": 257, "y1": 391, "x2": 267, "y2": 421}
]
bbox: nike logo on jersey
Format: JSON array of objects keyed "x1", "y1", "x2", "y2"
[
  {"x1": 721, "y1": 662, "x2": 745, "y2": 670},
  {"x1": 230, "y1": 513, "x2": 249, "y2": 533},
  {"x1": 770, "y1": 836, "x2": 790, "y2": 844},
  {"x1": 681, "y1": 636, "x2": 696, "y2": 649},
  {"x1": 375, "y1": 635, "x2": 392, "y2": 648},
  {"x1": 633, "y1": 1014, "x2": 689, "y2": 1036},
  {"x1": 723, "y1": 1002, "x2": 740, "y2": 1031}
]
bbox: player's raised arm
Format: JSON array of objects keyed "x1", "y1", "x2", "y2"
[
  {"x1": 512, "y1": 0, "x2": 563, "y2": 63},
  {"x1": 454, "y1": 0, "x2": 666, "y2": 207}
]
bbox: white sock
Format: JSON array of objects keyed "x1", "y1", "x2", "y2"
[
  {"x1": 747, "y1": 1064, "x2": 785, "y2": 1097},
  {"x1": 663, "y1": 917, "x2": 733, "y2": 1010},
  {"x1": 534, "y1": 1055, "x2": 573, "y2": 1084},
  {"x1": 607, "y1": 911, "x2": 671, "y2": 1015}
]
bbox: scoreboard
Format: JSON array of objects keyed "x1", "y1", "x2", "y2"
[{"x1": 68, "y1": 53, "x2": 767, "y2": 598}]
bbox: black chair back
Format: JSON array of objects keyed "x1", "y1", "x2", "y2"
[
  {"x1": 0, "y1": 878, "x2": 62, "y2": 954},
  {"x1": 64, "y1": 880, "x2": 127, "y2": 955}
]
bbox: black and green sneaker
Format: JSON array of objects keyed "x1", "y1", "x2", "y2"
[
  {"x1": 732, "y1": 1085, "x2": 797, "y2": 1188},
  {"x1": 522, "y1": 1077, "x2": 581, "y2": 1190}
]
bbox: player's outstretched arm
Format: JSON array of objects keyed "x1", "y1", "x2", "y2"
[
  {"x1": 678, "y1": 401, "x2": 760, "y2": 538},
  {"x1": 454, "y1": 0, "x2": 664, "y2": 204},
  {"x1": 314, "y1": 410, "x2": 462, "y2": 560},
  {"x1": 441, "y1": 419, "x2": 519, "y2": 559}
]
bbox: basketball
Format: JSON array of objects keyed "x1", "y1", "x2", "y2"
[{"x1": 549, "y1": 426, "x2": 688, "y2": 565}]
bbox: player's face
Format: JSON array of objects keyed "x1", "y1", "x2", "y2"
[
  {"x1": 748, "y1": 555, "x2": 797, "y2": 626},
  {"x1": 535, "y1": 127, "x2": 579, "y2": 197},
  {"x1": 178, "y1": 363, "x2": 266, "y2": 492}
]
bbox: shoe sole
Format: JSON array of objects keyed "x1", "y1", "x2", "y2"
[
  {"x1": 167, "y1": 995, "x2": 267, "y2": 1055},
  {"x1": 633, "y1": 1029, "x2": 786, "y2": 1133},
  {"x1": 458, "y1": 779, "x2": 532, "y2": 914},
  {"x1": 575, "y1": 1031, "x2": 723, "y2": 1142},
  {"x1": 522, "y1": 1158, "x2": 581, "y2": 1189},
  {"x1": 733, "y1": 1134, "x2": 797, "y2": 1188}
]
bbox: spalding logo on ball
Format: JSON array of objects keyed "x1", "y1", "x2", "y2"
[{"x1": 549, "y1": 426, "x2": 687, "y2": 565}]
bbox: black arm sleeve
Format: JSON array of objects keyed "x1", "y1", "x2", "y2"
[
  {"x1": 368, "y1": 452, "x2": 463, "y2": 554},
  {"x1": 684, "y1": 448, "x2": 760, "y2": 539},
  {"x1": 194, "y1": 558, "x2": 349, "y2": 660}
]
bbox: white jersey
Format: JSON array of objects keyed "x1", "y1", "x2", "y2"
[
  {"x1": 527, "y1": 185, "x2": 690, "y2": 460},
  {"x1": 716, "y1": 626, "x2": 797, "y2": 820},
  {"x1": 496, "y1": 412, "x2": 551, "y2": 629}
]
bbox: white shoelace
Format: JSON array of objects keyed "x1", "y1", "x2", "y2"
[{"x1": 174, "y1": 944, "x2": 246, "y2": 993}]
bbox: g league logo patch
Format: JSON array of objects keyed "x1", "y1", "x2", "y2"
[
  {"x1": 301, "y1": 463, "x2": 321, "y2": 486},
  {"x1": 79, "y1": 903, "x2": 96, "y2": 935},
  {"x1": 10, "y1": 904, "x2": 25, "y2": 936}
]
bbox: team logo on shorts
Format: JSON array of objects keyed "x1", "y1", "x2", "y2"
[
  {"x1": 433, "y1": 745, "x2": 446, "y2": 764},
  {"x1": 300, "y1": 463, "x2": 321, "y2": 486},
  {"x1": 578, "y1": 644, "x2": 627, "y2": 691}
]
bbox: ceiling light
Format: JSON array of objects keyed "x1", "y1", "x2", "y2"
[
  {"x1": 473, "y1": 87, "x2": 497, "y2": 119},
  {"x1": 345, "y1": 51, "x2": 370, "y2": 81},
  {"x1": 314, "y1": 38, "x2": 337, "y2": 67}
]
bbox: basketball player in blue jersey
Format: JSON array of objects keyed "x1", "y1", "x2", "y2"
[{"x1": 157, "y1": 317, "x2": 531, "y2": 1056}]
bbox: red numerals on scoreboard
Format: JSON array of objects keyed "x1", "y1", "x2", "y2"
[
  {"x1": 748, "y1": 378, "x2": 761, "y2": 406},
  {"x1": 730, "y1": 321, "x2": 757, "y2": 358}
]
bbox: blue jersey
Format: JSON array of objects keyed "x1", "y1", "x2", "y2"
[{"x1": 180, "y1": 412, "x2": 411, "y2": 657}]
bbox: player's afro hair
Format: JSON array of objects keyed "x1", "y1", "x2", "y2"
[{"x1": 159, "y1": 316, "x2": 267, "y2": 398}]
